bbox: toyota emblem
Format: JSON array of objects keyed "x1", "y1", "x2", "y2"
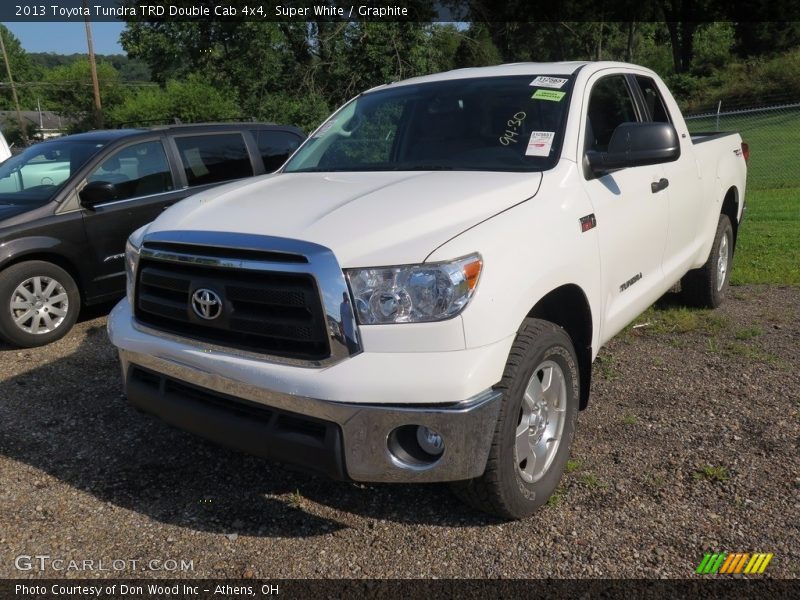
[{"x1": 191, "y1": 288, "x2": 222, "y2": 320}]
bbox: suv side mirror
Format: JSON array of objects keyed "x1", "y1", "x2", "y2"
[
  {"x1": 586, "y1": 122, "x2": 680, "y2": 174},
  {"x1": 79, "y1": 180, "x2": 117, "y2": 208}
]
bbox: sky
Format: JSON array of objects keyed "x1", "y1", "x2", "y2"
[{"x1": 4, "y1": 22, "x2": 126, "y2": 55}]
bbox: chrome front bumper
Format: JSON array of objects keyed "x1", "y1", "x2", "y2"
[{"x1": 119, "y1": 349, "x2": 502, "y2": 483}]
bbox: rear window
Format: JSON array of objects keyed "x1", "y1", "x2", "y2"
[
  {"x1": 252, "y1": 130, "x2": 302, "y2": 172},
  {"x1": 174, "y1": 133, "x2": 253, "y2": 187}
]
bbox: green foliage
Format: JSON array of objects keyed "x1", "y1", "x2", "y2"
[
  {"x1": 42, "y1": 58, "x2": 125, "y2": 131},
  {"x1": 682, "y1": 49, "x2": 800, "y2": 111},
  {"x1": 28, "y1": 52, "x2": 150, "y2": 82},
  {"x1": 0, "y1": 25, "x2": 39, "y2": 112},
  {"x1": 256, "y1": 93, "x2": 330, "y2": 136},
  {"x1": 107, "y1": 74, "x2": 240, "y2": 127},
  {"x1": 691, "y1": 23, "x2": 735, "y2": 76}
]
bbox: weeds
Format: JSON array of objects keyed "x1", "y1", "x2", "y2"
[
  {"x1": 581, "y1": 473, "x2": 607, "y2": 489},
  {"x1": 694, "y1": 465, "x2": 731, "y2": 483},
  {"x1": 733, "y1": 326, "x2": 763, "y2": 340},
  {"x1": 565, "y1": 459, "x2": 582, "y2": 474}
]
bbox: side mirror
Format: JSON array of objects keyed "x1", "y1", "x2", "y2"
[
  {"x1": 586, "y1": 122, "x2": 680, "y2": 174},
  {"x1": 79, "y1": 180, "x2": 117, "y2": 208}
]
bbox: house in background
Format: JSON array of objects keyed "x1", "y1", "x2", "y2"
[{"x1": 0, "y1": 110, "x2": 72, "y2": 142}]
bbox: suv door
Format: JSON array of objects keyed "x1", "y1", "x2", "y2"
[
  {"x1": 170, "y1": 131, "x2": 258, "y2": 190},
  {"x1": 579, "y1": 73, "x2": 670, "y2": 341},
  {"x1": 250, "y1": 128, "x2": 303, "y2": 172},
  {"x1": 80, "y1": 137, "x2": 187, "y2": 301}
]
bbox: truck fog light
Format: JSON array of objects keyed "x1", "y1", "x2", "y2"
[
  {"x1": 387, "y1": 425, "x2": 446, "y2": 469},
  {"x1": 416, "y1": 426, "x2": 445, "y2": 456}
]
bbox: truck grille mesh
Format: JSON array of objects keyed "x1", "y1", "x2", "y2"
[{"x1": 134, "y1": 256, "x2": 330, "y2": 360}]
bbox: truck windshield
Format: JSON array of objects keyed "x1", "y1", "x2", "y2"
[
  {"x1": 0, "y1": 139, "x2": 107, "y2": 207},
  {"x1": 284, "y1": 75, "x2": 573, "y2": 173}
]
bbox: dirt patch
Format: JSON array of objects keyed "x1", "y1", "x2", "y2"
[{"x1": 0, "y1": 286, "x2": 797, "y2": 578}]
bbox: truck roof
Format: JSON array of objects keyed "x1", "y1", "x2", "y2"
[{"x1": 367, "y1": 61, "x2": 654, "y2": 93}]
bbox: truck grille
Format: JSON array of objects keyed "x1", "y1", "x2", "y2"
[{"x1": 134, "y1": 256, "x2": 330, "y2": 360}]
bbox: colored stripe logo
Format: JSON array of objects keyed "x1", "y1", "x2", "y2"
[{"x1": 696, "y1": 552, "x2": 773, "y2": 574}]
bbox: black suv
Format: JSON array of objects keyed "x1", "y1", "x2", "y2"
[{"x1": 0, "y1": 122, "x2": 304, "y2": 347}]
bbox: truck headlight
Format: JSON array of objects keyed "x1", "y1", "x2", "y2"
[
  {"x1": 125, "y1": 225, "x2": 148, "y2": 305},
  {"x1": 345, "y1": 254, "x2": 482, "y2": 324}
]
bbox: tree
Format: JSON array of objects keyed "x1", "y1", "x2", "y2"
[
  {"x1": 42, "y1": 59, "x2": 125, "y2": 131},
  {"x1": 0, "y1": 24, "x2": 38, "y2": 111},
  {"x1": 107, "y1": 74, "x2": 240, "y2": 127}
]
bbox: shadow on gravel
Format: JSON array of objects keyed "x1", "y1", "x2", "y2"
[{"x1": 0, "y1": 330, "x2": 498, "y2": 538}]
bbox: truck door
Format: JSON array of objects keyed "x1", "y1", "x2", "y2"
[
  {"x1": 579, "y1": 73, "x2": 670, "y2": 341},
  {"x1": 632, "y1": 75, "x2": 703, "y2": 281}
]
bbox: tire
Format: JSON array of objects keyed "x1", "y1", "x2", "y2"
[
  {"x1": 681, "y1": 214, "x2": 734, "y2": 309},
  {"x1": 0, "y1": 261, "x2": 80, "y2": 348},
  {"x1": 451, "y1": 318, "x2": 579, "y2": 519}
]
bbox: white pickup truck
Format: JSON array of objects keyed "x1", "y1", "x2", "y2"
[{"x1": 108, "y1": 62, "x2": 747, "y2": 518}]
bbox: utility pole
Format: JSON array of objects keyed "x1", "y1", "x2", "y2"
[
  {"x1": 82, "y1": 0, "x2": 103, "y2": 128},
  {"x1": 0, "y1": 27, "x2": 28, "y2": 144}
]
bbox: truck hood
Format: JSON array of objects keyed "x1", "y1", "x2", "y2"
[{"x1": 150, "y1": 171, "x2": 542, "y2": 266}]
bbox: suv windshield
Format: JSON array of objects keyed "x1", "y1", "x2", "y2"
[
  {"x1": 0, "y1": 139, "x2": 107, "y2": 207},
  {"x1": 284, "y1": 75, "x2": 573, "y2": 173}
]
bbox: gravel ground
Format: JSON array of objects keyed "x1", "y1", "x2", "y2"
[{"x1": 0, "y1": 285, "x2": 798, "y2": 579}]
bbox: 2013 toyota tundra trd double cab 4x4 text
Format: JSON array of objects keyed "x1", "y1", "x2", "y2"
[{"x1": 108, "y1": 62, "x2": 747, "y2": 518}]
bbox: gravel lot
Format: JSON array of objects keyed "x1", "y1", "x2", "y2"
[{"x1": 1, "y1": 285, "x2": 798, "y2": 579}]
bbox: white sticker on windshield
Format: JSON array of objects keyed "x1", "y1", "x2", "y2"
[
  {"x1": 313, "y1": 119, "x2": 336, "y2": 137},
  {"x1": 529, "y1": 76, "x2": 568, "y2": 89},
  {"x1": 525, "y1": 131, "x2": 555, "y2": 157}
]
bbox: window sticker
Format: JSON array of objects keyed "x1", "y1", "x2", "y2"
[
  {"x1": 313, "y1": 119, "x2": 336, "y2": 137},
  {"x1": 532, "y1": 89, "x2": 566, "y2": 102},
  {"x1": 529, "y1": 76, "x2": 568, "y2": 89},
  {"x1": 525, "y1": 131, "x2": 555, "y2": 157}
]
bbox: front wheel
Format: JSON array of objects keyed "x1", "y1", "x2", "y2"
[
  {"x1": 451, "y1": 318, "x2": 579, "y2": 519},
  {"x1": 0, "y1": 261, "x2": 80, "y2": 348},
  {"x1": 681, "y1": 214, "x2": 734, "y2": 309}
]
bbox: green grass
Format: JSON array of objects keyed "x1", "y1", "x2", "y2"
[
  {"x1": 693, "y1": 465, "x2": 731, "y2": 483},
  {"x1": 546, "y1": 484, "x2": 566, "y2": 507},
  {"x1": 595, "y1": 351, "x2": 620, "y2": 381},
  {"x1": 687, "y1": 109, "x2": 800, "y2": 191},
  {"x1": 687, "y1": 108, "x2": 799, "y2": 285},
  {"x1": 635, "y1": 306, "x2": 729, "y2": 335},
  {"x1": 732, "y1": 187, "x2": 800, "y2": 285},
  {"x1": 580, "y1": 473, "x2": 607, "y2": 489},
  {"x1": 733, "y1": 326, "x2": 762, "y2": 340}
]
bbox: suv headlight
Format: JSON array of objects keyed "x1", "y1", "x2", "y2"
[
  {"x1": 345, "y1": 254, "x2": 482, "y2": 324},
  {"x1": 125, "y1": 225, "x2": 149, "y2": 305}
]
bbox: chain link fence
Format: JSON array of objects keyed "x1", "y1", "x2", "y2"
[{"x1": 684, "y1": 102, "x2": 800, "y2": 190}]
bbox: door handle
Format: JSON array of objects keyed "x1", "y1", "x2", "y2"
[{"x1": 651, "y1": 178, "x2": 669, "y2": 193}]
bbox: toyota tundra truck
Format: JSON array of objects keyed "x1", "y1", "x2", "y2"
[{"x1": 107, "y1": 62, "x2": 747, "y2": 518}]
